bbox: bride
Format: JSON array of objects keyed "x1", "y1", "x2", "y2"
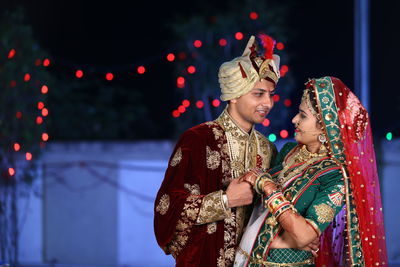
[{"x1": 234, "y1": 76, "x2": 388, "y2": 267}]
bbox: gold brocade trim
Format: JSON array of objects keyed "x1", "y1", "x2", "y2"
[
  {"x1": 170, "y1": 147, "x2": 182, "y2": 167},
  {"x1": 237, "y1": 247, "x2": 314, "y2": 267},
  {"x1": 156, "y1": 194, "x2": 170, "y2": 215},
  {"x1": 196, "y1": 190, "x2": 230, "y2": 224},
  {"x1": 314, "y1": 203, "x2": 335, "y2": 224},
  {"x1": 206, "y1": 146, "x2": 221, "y2": 170}
]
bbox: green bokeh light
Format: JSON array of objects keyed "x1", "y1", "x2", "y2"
[
  {"x1": 268, "y1": 133, "x2": 277, "y2": 142},
  {"x1": 386, "y1": 132, "x2": 393, "y2": 141}
]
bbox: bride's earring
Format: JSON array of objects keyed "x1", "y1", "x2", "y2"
[{"x1": 318, "y1": 134, "x2": 328, "y2": 153}]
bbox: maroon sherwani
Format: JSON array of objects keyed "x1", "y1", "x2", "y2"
[{"x1": 154, "y1": 109, "x2": 276, "y2": 266}]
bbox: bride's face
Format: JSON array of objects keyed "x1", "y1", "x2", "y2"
[{"x1": 292, "y1": 100, "x2": 322, "y2": 146}]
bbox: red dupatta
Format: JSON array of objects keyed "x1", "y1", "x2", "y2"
[{"x1": 306, "y1": 77, "x2": 388, "y2": 267}]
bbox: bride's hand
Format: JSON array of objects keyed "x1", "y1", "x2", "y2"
[{"x1": 238, "y1": 169, "x2": 260, "y2": 186}]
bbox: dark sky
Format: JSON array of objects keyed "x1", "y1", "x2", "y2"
[{"x1": 2, "y1": 0, "x2": 399, "y2": 139}]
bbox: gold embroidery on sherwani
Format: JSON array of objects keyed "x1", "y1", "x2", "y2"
[
  {"x1": 170, "y1": 147, "x2": 182, "y2": 167},
  {"x1": 156, "y1": 194, "x2": 170, "y2": 215},
  {"x1": 206, "y1": 146, "x2": 221, "y2": 170},
  {"x1": 196, "y1": 190, "x2": 229, "y2": 224},
  {"x1": 207, "y1": 222, "x2": 217, "y2": 234},
  {"x1": 184, "y1": 183, "x2": 200, "y2": 195},
  {"x1": 168, "y1": 194, "x2": 202, "y2": 258},
  {"x1": 314, "y1": 203, "x2": 335, "y2": 223},
  {"x1": 214, "y1": 108, "x2": 274, "y2": 266}
]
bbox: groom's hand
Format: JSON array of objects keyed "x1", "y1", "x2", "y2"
[{"x1": 225, "y1": 178, "x2": 253, "y2": 208}]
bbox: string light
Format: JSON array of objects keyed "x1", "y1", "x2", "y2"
[
  {"x1": 172, "y1": 110, "x2": 180, "y2": 118},
  {"x1": 268, "y1": 133, "x2": 277, "y2": 142},
  {"x1": 280, "y1": 130, "x2": 289, "y2": 139},
  {"x1": 284, "y1": 99, "x2": 292, "y2": 107},
  {"x1": 24, "y1": 73, "x2": 31, "y2": 82},
  {"x1": 262, "y1": 118, "x2": 270, "y2": 127},
  {"x1": 166, "y1": 53, "x2": 175, "y2": 62},
  {"x1": 13, "y1": 143, "x2": 21, "y2": 152},
  {"x1": 386, "y1": 132, "x2": 392, "y2": 141},
  {"x1": 36, "y1": 116, "x2": 43, "y2": 125},
  {"x1": 137, "y1": 66, "x2": 146, "y2": 74},
  {"x1": 76, "y1": 70, "x2": 84, "y2": 78},
  {"x1": 273, "y1": 94, "x2": 280, "y2": 102},
  {"x1": 8, "y1": 49, "x2": 16, "y2": 59},
  {"x1": 106, "y1": 73, "x2": 114, "y2": 81},
  {"x1": 212, "y1": 99, "x2": 220, "y2": 107},
  {"x1": 177, "y1": 76, "x2": 185, "y2": 88},
  {"x1": 276, "y1": 42, "x2": 285, "y2": 50},
  {"x1": 219, "y1": 38, "x2": 227, "y2": 46},
  {"x1": 249, "y1": 12, "x2": 258, "y2": 20},
  {"x1": 280, "y1": 65, "x2": 289, "y2": 77},
  {"x1": 16, "y1": 111, "x2": 22, "y2": 119},
  {"x1": 235, "y1": 32, "x2": 244, "y2": 40},
  {"x1": 182, "y1": 99, "x2": 190, "y2": 107},
  {"x1": 187, "y1": 66, "x2": 196, "y2": 74},
  {"x1": 178, "y1": 106, "x2": 186, "y2": 113},
  {"x1": 196, "y1": 100, "x2": 204, "y2": 109},
  {"x1": 8, "y1": 168, "x2": 15, "y2": 176},
  {"x1": 193, "y1": 40, "x2": 202, "y2": 48},
  {"x1": 26, "y1": 152, "x2": 33, "y2": 161},
  {"x1": 42, "y1": 133, "x2": 49, "y2": 142},
  {"x1": 38, "y1": 102, "x2": 45, "y2": 110},
  {"x1": 41, "y1": 85, "x2": 49, "y2": 94},
  {"x1": 41, "y1": 108, "x2": 49, "y2": 117},
  {"x1": 43, "y1": 58, "x2": 50, "y2": 67}
]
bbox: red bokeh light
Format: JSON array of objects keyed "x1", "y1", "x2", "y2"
[
  {"x1": 284, "y1": 99, "x2": 292, "y2": 107},
  {"x1": 38, "y1": 102, "x2": 45, "y2": 110},
  {"x1": 41, "y1": 85, "x2": 49, "y2": 94},
  {"x1": 35, "y1": 59, "x2": 42, "y2": 66},
  {"x1": 249, "y1": 12, "x2": 258, "y2": 20},
  {"x1": 42, "y1": 133, "x2": 49, "y2": 142},
  {"x1": 166, "y1": 53, "x2": 175, "y2": 62},
  {"x1": 172, "y1": 110, "x2": 180, "y2": 118},
  {"x1": 8, "y1": 168, "x2": 15, "y2": 176},
  {"x1": 26, "y1": 152, "x2": 33, "y2": 161},
  {"x1": 219, "y1": 38, "x2": 227, "y2": 47},
  {"x1": 178, "y1": 105, "x2": 186, "y2": 113},
  {"x1": 182, "y1": 99, "x2": 190, "y2": 107},
  {"x1": 193, "y1": 40, "x2": 202, "y2": 48},
  {"x1": 280, "y1": 65, "x2": 289, "y2": 77},
  {"x1": 177, "y1": 76, "x2": 185, "y2": 88},
  {"x1": 137, "y1": 66, "x2": 146, "y2": 74},
  {"x1": 42, "y1": 108, "x2": 49, "y2": 117},
  {"x1": 10, "y1": 80, "x2": 17, "y2": 87},
  {"x1": 76, "y1": 70, "x2": 84, "y2": 78},
  {"x1": 24, "y1": 73, "x2": 31, "y2": 82},
  {"x1": 8, "y1": 49, "x2": 16, "y2": 59},
  {"x1": 280, "y1": 130, "x2": 289, "y2": 139},
  {"x1": 106, "y1": 73, "x2": 114, "y2": 81},
  {"x1": 212, "y1": 99, "x2": 220, "y2": 107},
  {"x1": 273, "y1": 94, "x2": 280, "y2": 102},
  {"x1": 235, "y1": 32, "x2": 244, "y2": 40},
  {"x1": 196, "y1": 100, "x2": 204, "y2": 109},
  {"x1": 16, "y1": 111, "x2": 22, "y2": 119},
  {"x1": 36, "y1": 116, "x2": 43, "y2": 125},
  {"x1": 13, "y1": 143, "x2": 21, "y2": 152},
  {"x1": 262, "y1": 118, "x2": 270, "y2": 127},
  {"x1": 43, "y1": 58, "x2": 50, "y2": 67},
  {"x1": 187, "y1": 65, "x2": 196, "y2": 74},
  {"x1": 276, "y1": 42, "x2": 285, "y2": 50}
]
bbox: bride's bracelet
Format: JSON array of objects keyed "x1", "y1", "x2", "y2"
[
  {"x1": 264, "y1": 191, "x2": 294, "y2": 218},
  {"x1": 254, "y1": 173, "x2": 275, "y2": 195}
]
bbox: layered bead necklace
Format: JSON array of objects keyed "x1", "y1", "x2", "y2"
[{"x1": 276, "y1": 144, "x2": 328, "y2": 186}]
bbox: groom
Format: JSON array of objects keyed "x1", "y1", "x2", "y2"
[{"x1": 154, "y1": 34, "x2": 281, "y2": 266}]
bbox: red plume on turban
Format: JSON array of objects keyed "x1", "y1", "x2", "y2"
[{"x1": 258, "y1": 33, "x2": 275, "y2": 60}]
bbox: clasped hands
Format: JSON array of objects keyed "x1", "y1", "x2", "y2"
[{"x1": 225, "y1": 169, "x2": 278, "y2": 208}]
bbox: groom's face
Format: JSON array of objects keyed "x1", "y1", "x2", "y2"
[{"x1": 229, "y1": 79, "x2": 275, "y2": 129}]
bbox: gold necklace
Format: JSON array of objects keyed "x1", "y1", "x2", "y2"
[{"x1": 276, "y1": 145, "x2": 328, "y2": 186}]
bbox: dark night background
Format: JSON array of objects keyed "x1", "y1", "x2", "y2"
[{"x1": 2, "y1": 0, "x2": 399, "y2": 141}]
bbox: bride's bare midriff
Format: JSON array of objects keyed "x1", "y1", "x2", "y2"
[{"x1": 269, "y1": 231, "x2": 310, "y2": 251}]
